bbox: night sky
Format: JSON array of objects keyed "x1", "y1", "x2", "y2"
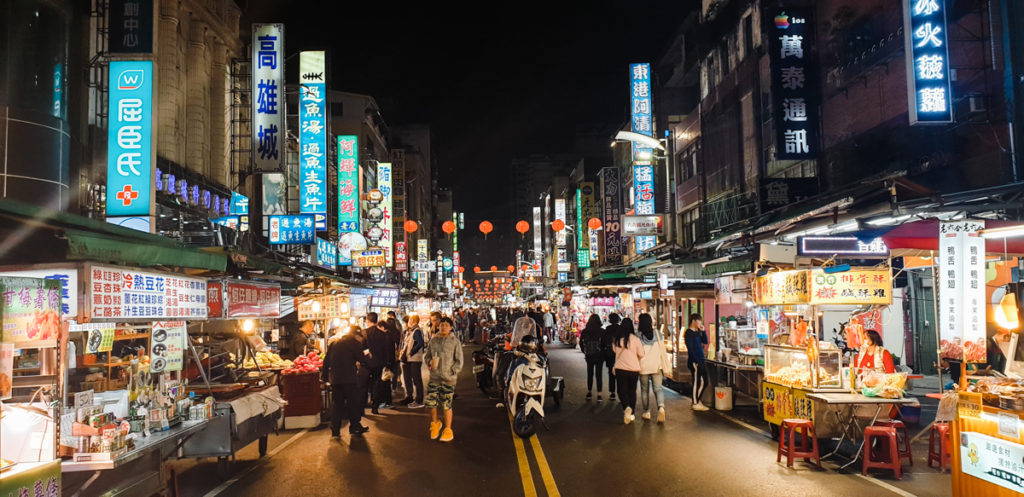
[{"x1": 246, "y1": 0, "x2": 696, "y2": 257}]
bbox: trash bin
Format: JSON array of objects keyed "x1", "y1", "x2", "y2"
[{"x1": 714, "y1": 386, "x2": 733, "y2": 411}]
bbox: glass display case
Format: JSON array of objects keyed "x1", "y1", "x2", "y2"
[
  {"x1": 763, "y1": 344, "x2": 842, "y2": 390},
  {"x1": 719, "y1": 326, "x2": 764, "y2": 364}
]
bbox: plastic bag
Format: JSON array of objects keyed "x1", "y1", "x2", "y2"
[
  {"x1": 879, "y1": 372, "x2": 908, "y2": 399},
  {"x1": 935, "y1": 390, "x2": 958, "y2": 422},
  {"x1": 861, "y1": 371, "x2": 885, "y2": 397}
]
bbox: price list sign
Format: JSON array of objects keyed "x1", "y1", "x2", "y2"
[{"x1": 89, "y1": 265, "x2": 207, "y2": 320}]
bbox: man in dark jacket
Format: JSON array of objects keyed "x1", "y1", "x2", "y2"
[
  {"x1": 600, "y1": 313, "x2": 621, "y2": 401},
  {"x1": 365, "y1": 313, "x2": 399, "y2": 413},
  {"x1": 322, "y1": 326, "x2": 370, "y2": 438}
]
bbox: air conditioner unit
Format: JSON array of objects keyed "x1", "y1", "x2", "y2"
[{"x1": 969, "y1": 96, "x2": 986, "y2": 114}]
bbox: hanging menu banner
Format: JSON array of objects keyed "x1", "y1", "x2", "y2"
[
  {"x1": 600, "y1": 167, "x2": 623, "y2": 265},
  {"x1": 299, "y1": 51, "x2": 327, "y2": 230},
  {"x1": 769, "y1": 8, "x2": 820, "y2": 160},
  {"x1": 0, "y1": 277, "x2": 61, "y2": 344},
  {"x1": 902, "y1": 0, "x2": 953, "y2": 124},
  {"x1": 939, "y1": 220, "x2": 987, "y2": 363},
  {"x1": 88, "y1": 265, "x2": 207, "y2": 320},
  {"x1": 150, "y1": 321, "x2": 186, "y2": 373},
  {"x1": 337, "y1": 135, "x2": 360, "y2": 233},
  {"x1": 226, "y1": 281, "x2": 281, "y2": 318},
  {"x1": 252, "y1": 24, "x2": 284, "y2": 172}
]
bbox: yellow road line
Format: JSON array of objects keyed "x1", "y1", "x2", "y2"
[
  {"x1": 528, "y1": 433, "x2": 561, "y2": 497},
  {"x1": 508, "y1": 414, "x2": 538, "y2": 497}
]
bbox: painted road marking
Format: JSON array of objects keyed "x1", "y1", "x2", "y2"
[
  {"x1": 711, "y1": 410, "x2": 919, "y2": 497},
  {"x1": 202, "y1": 428, "x2": 310, "y2": 497},
  {"x1": 508, "y1": 415, "x2": 538, "y2": 497},
  {"x1": 528, "y1": 433, "x2": 561, "y2": 497}
]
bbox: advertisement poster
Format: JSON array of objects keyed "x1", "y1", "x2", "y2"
[
  {"x1": 0, "y1": 269, "x2": 77, "y2": 317},
  {"x1": 0, "y1": 343, "x2": 11, "y2": 399},
  {"x1": 150, "y1": 321, "x2": 186, "y2": 373},
  {"x1": 70, "y1": 323, "x2": 116, "y2": 354},
  {"x1": 0, "y1": 277, "x2": 61, "y2": 344},
  {"x1": 0, "y1": 460, "x2": 60, "y2": 496},
  {"x1": 752, "y1": 270, "x2": 809, "y2": 306},
  {"x1": 808, "y1": 269, "x2": 891, "y2": 305},
  {"x1": 89, "y1": 266, "x2": 206, "y2": 320},
  {"x1": 959, "y1": 431, "x2": 1024, "y2": 493},
  {"x1": 225, "y1": 282, "x2": 281, "y2": 318},
  {"x1": 939, "y1": 220, "x2": 987, "y2": 362}
]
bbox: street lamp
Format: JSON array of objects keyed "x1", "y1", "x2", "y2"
[{"x1": 614, "y1": 131, "x2": 666, "y2": 151}]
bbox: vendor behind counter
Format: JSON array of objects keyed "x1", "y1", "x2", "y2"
[{"x1": 855, "y1": 330, "x2": 895, "y2": 374}]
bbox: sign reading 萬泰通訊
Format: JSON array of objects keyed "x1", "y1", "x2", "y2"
[
  {"x1": 252, "y1": 24, "x2": 285, "y2": 172},
  {"x1": 107, "y1": 60, "x2": 154, "y2": 219},
  {"x1": 769, "y1": 9, "x2": 820, "y2": 160},
  {"x1": 939, "y1": 220, "x2": 986, "y2": 363},
  {"x1": 337, "y1": 135, "x2": 360, "y2": 233},
  {"x1": 268, "y1": 215, "x2": 316, "y2": 245},
  {"x1": 299, "y1": 51, "x2": 327, "y2": 230},
  {"x1": 903, "y1": 0, "x2": 953, "y2": 124}
]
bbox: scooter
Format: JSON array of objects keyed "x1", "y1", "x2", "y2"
[
  {"x1": 505, "y1": 336, "x2": 548, "y2": 438},
  {"x1": 472, "y1": 335, "x2": 505, "y2": 396}
]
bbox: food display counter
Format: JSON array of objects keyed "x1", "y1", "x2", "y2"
[
  {"x1": 952, "y1": 377, "x2": 1024, "y2": 496},
  {"x1": 761, "y1": 344, "x2": 845, "y2": 438}
]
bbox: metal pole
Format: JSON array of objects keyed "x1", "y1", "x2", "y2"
[{"x1": 930, "y1": 250, "x2": 943, "y2": 393}]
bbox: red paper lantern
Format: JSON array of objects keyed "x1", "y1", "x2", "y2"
[
  {"x1": 507, "y1": 265, "x2": 515, "y2": 273},
  {"x1": 490, "y1": 265, "x2": 498, "y2": 272},
  {"x1": 551, "y1": 219, "x2": 565, "y2": 232},
  {"x1": 473, "y1": 266, "x2": 481, "y2": 273},
  {"x1": 521, "y1": 264, "x2": 529, "y2": 272},
  {"x1": 404, "y1": 220, "x2": 419, "y2": 233},
  {"x1": 479, "y1": 221, "x2": 493, "y2": 237},
  {"x1": 588, "y1": 217, "x2": 602, "y2": 230},
  {"x1": 442, "y1": 220, "x2": 456, "y2": 235},
  {"x1": 533, "y1": 263, "x2": 541, "y2": 270},
  {"x1": 458, "y1": 266, "x2": 465, "y2": 273},
  {"x1": 515, "y1": 220, "x2": 530, "y2": 236}
]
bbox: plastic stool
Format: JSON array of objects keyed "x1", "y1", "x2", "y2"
[
  {"x1": 927, "y1": 422, "x2": 951, "y2": 471},
  {"x1": 777, "y1": 418, "x2": 821, "y2": 469},
  {"x1": 862, "y1": 426, "x2": 902, "y2": 479},
  {"x1": 874, "y1": 420, "x2": 913, "y2": 466}
]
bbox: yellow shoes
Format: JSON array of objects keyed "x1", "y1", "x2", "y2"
[
  {"x1": 439, "y1": 428, "x2": 454, "y2": 442},
  {"x1": 429, "y1": 421, "x2": 442, "y2": 439}
]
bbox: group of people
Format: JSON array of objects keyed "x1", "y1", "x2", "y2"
[
  {"x1": 579, "y1": 312, "x2": 712, "y2": 424},
  {"x1": 320, "y1": 310, "x2": 464, "y2": 442}
]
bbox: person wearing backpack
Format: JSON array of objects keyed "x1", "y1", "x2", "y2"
[{"x1": 579, "y1": 314, "x2": 606, "y2": 401}]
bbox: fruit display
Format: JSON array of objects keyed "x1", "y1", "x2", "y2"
[
  {"x1": 282, "y1": 351, "x2": 323, "y2": 375},
  {"x1": 238, "y1": 351, "x2": 293, "y2": 370}
]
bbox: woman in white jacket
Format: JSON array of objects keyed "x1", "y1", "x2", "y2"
[{"x1": 637, "y1": 313, "x2": 670, "y2": 423}]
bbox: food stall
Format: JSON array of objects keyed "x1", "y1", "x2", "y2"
[{"x1": 0, "y1": 277, "x2": 63, "y2": 496}]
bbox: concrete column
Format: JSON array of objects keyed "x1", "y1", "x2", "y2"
[
  {"x1": 186, "y1": 20, "x2": 209, "y2": 176},
  {"x1": 157, "y1": 0, "x2": 180, "y2": 165},
  {"x1": 208, "y1": 38, "x2": 229, "y2": 187}
]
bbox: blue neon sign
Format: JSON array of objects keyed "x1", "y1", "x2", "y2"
[
  {"x1": 268, "y1": 215, "x2": 315, "y2": 245},
  {"x1": 316, "y1": 237, "x2": 337, "y2": 270},
  {"x1": 903, "y1": 0, "x2": 952, "y2": 124},
  {"x1": 299, "y1": 51, "x2": 327, "y2": 228},
  {"x1": 107, "y1": 60, "x2": 153, "y2": 217},
  {"x1": 633, "y1": 164, "x2": 656, "y2": 253},
  {"x1": 629, "y1": 63, "x2": 653, "y2": 162}
]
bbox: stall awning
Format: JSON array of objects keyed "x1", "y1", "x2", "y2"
[
  {"x1": 854, "y1": 219, "x2": 1024, "y2": 255},
  {"x1": 701, "y1": 256, "x2": 754, "y2": 277},
  {"x1": 66, "y1": 229, "x2": 227, "y2": 272}
]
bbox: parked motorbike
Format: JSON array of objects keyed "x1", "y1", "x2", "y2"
[
  {"x1": 472, "y1": 335, "x2": 505, "y2": 396},
  {"x1": 505, "y1": 336, "x2": 548, "y2": 438}
]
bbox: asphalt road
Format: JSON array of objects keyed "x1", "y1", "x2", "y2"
[{"x1": 171, "y1": 342, "x2": 952, "y2": 497}]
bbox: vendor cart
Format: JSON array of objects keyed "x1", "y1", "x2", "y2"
[{"x1": 180, "y1": 386, "x2": 283, "y2": 479}]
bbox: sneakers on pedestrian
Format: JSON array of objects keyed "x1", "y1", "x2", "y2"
[
  {"x1": 596, "y1": 394, "x2": 603, "y2": 402},
  {"x1": 380, "y1": 403, "x2": 394, "y2": 409},
  {"x1": 641, "y1": 410, "x2": 651, "y2": 421},
  {"x1": 610, "y1": 392, "x2": 617, "y2": 401},
  {"x1": 586, "y1": 391, "x2": 592, "y2": 400},
  {"x1": 657, "y1": 406, "x2": 666, "y2": 423},
  {"x1": 439, "y1": 427, "x2": 454, "y2": 442},
  {"x1": 331, "y1": 434, "x2": 341, "y2": 440},
  {"x1": 693, "y1": 402, "x2": 709, "y2": 411},
  {"x1": 408, "y1": 402, "x2": 425, "y2": 409},
  {"x1": 429, "y1": 421, "x2": 442, "y2": 439},
  {"x1": 624, "y1": 407, "x2": 633, "y2": 425}
]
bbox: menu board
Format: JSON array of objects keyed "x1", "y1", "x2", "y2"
[
  {"x1": 226, "y1": 281, "x2": 281, "y2": 318},
  {"x1": 0, "y1": 277, "x2": 62, "y2": 344},
  {"x1": 297, "y1": 295, "x2": 345, "y2": 321},
  {"x1": 69, "y1": 322, "x2": 116, "y2": 354},
  {"x1": 752, "y1": 270, "x2": 809, "y2": 305},
  {"x1": 808, "y1": 269, "x2": 891, "y2": 305},
  {"x1": 150, "y1": 321, "x2": 186, "y2": 373},
  {"x1": 88, "y1": 265, "x2": 207, "y2": 321},
  {"x1": 939, "y1": 220, "x2": 987, "y2": 362},
  {"x1": 370, "y1": 288, "x2": 400, "y2": 308},
  {"x1": 959, "y1": 431, "x2": 1024, "y2": 493}
]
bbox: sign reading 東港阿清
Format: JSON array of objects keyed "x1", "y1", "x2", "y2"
[{"x1": 88, "y1": 265, "x2": 206, "y2": 320}]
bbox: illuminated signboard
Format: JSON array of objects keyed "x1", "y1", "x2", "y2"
[
  {"x1": 353, "y1": 249, "x2": 386, "y2": 268},
  {"x1": 299, "y1": 51, "x2": 327, "y2": 230},
  {"x1": 533, "y1": 206, "x2": 542, "y2": 261},
  {"x1": 107, "y1": 60, "x2": 153, "y2": 218},
  {"x1": 377, "y1": 162, "x2": 393, "y2": 267},
  {"x1": 796, "y1": 236, "x2": 889, "y2": 257},
  {"x1": 903, "y1": 0, "x2": 953, "y2": 124},
  {"x1": 555, "y1": 198, "x2": 567, "y2": 247},
  {"x1": 316, "y1": 237, "x2": 337, "y2": 270},
  {"x1": 769, "y1": 8, "x2": 820, "y2": 159},
  {"x1": 252, "y1": 24, "x2": 284, "y2": 172},
  {"x1": 338, "y1": 232, "x2": 367, "y2": 267},
  {"x1": 268, "y1": 215, "x2": 315, "y2": 245},
  {"x1": 337, "y1": 135, "x2": 360, "y2": 232},
  {"x1": 601, "y1": 167, "x2": 623, "y2": 265},
  {"x1": 633, "y1": 164, "x2": 657, "y2": 253},
  {"x1": 629, "y1": 62, "x2": 653, "y2": 162}
]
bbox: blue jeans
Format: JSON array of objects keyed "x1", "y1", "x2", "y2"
[{"x1": 640, "y1": 373, "x2": 664, "y2": 411}]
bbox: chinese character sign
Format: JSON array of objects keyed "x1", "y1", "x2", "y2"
[
  {"x1": 230, "y1": 192, "x2": 249, "y2": 215},
  {"x1": 268, "y1": 215, "x2": 316, "y2": 245},
  {"x1": 0, "y1": 277, "x2": 61, "y2": 344},
  {"x1": 601, "y1": 167, "x2": 623, "y2": 265},
  {"x1": 958, "y1": 431, "x2": 1024, "y2": 493},
  {"x1": 107, "y1": 60, "x2": 154, "y2": 217},
  {"x1": 226, "y1": 281, "x2": 281, "y2": 318},
  {"x1": 629, "y1": 62, "x2": 654, "y2": 162},
  {"x1": 316, "y1": 237, "x2": 337, "y2": 270},
  {"x1": 903, "y1": 0, "x2": 953, "y2": 124},
  {"x1": 88, "y1": 266, "x2": 207, "y2": 320},
  {"x1": 939, "y1": 220, "x2": 986, "y2": 362},
  {"x1": 299, "y1": 51, "x2": 327, "y2": 224},
  {"x1": 769, "y1": 9, "x2": 820, "y2": 160},
  {"x1": 150, "y1": 321, "x2": 186, "y2": 373},
  {"x1": 337, "y1": 135, "x2": 360, "y2": 232},
  {"x1": 533, "y1": 206, "x2": 542, "y2": 261},
  {"x1": 808, "y1": 269, "x2": 891, "y2": 305},
  {"x1": 633, "y1": 164, "x2": 657, "y2": 253},
  {"x1": 377, "y1": 162, "x2": 394, "y2": 267},
  {"x1": 555, "y1": 198, "x2": 567, "y2": 248},
  {"x1": 252, "y1": 24, "x2": 284, "y2": 172},
  {"x1": 109, "y1": 0, "x2": 153, "y2": 53}
]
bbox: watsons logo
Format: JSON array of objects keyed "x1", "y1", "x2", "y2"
[
  {"x1": 117, "y1": 69, "x2": 145, "y2": 90},
  {"x1": 774, "y1": 12, "x2": 805, "y2": 29}
]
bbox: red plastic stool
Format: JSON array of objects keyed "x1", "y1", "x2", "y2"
[
  {"x1": 777, "y1": 418, "x2": 821, "y2": 469},
  {"x1": 927, "y1": 422, "x2": 951, "y2": 471},
  {"x1": 873, "y1": 420, "x2": 912, "y2": 466},
  {"x1": 863, "y1": 426, "x2": 902, "y2": 479}
]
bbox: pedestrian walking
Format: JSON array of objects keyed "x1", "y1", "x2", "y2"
[
  {"x1": 601, "y1": 313, "x2": 621, "y2": 401},
  {"x1": 399, "y1": 314, "x2": 426, "y2": 408},
  {"x1": 424, "y1": 317, "x2": 463, "y2": 442},
  {"x1": 322, "y1": 324, "x2": 371, "y2": 438},
  {"x1": 542, "y1": 310, "x2": 554, "y2": 344},
  {"x1": 684, "y1": 313, "x2": 710, "y2": 411},
  {"x1": 365, "y1": 312, "x2": 397, "y2": 413},
  {"x1": 637, "y1": 313, "x2": 671, "y2": 423},
  {"x1": 612, "y1": 317, "x2": 644, "y2": 424},
  {"x1": 579, "y1": 314, "x2": 606, "y2": 401}
]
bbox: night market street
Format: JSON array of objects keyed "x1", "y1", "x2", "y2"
[{"x1": 170, "y1": 344, "x2": 950, "y2": 497}]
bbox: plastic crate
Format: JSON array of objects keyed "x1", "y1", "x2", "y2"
[{"x1": 281, "y1": 371, "x2": 322, "y2": 416}]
